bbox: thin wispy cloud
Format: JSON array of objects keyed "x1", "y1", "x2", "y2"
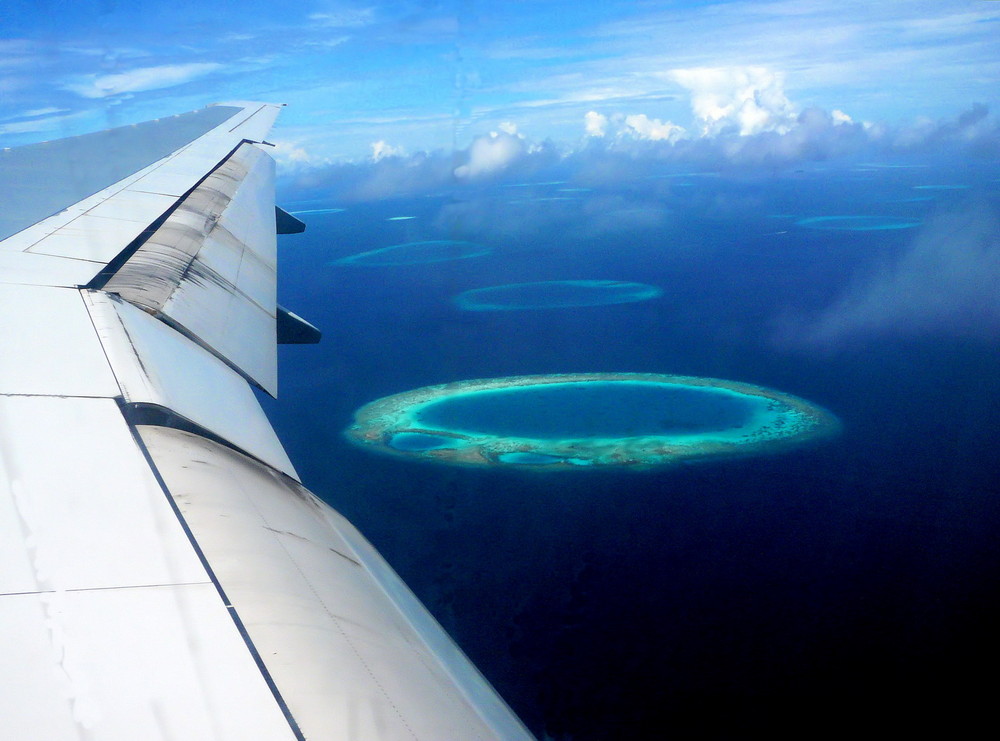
[
  {"x1": 17, "y1": 107, "x2": 70, "y2": 118},
  {"x1": 779, "y1": 206, "x2": 1000, "y2": 350},
  {"x1": 0, "y1": 110, "x2": 85, "y2": 136},
  {"x1": 63, "y1": 62, "x2": 224, "y2": 99},
  {"x1": 308, "y1": 6, "x2": 377, "y2": 29}
]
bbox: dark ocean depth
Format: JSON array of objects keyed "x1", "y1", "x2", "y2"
[{"x1": 265, "y1": 164, "x2": 1000, "y2": 739}]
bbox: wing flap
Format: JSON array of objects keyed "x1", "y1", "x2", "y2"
[
  {"x1": 101, "y1": 142, "x2": 279, "y2": 394},
  {"x1": 84, "y1": 291, "x2": 297, "y2": 479}
]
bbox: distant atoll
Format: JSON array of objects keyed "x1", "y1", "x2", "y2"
[
  {"x1": 345, "y1": 373, "x2": 840, "y2": 470},
  {"x1": 455, "y1": 280, "x2": 662, "y2": 311},
  {"x1": 795, "y1": 215, "x2": 921, "y2": 231},
  {"x1": 333, "y1": 240, "x2": 491, "y2": 266}
]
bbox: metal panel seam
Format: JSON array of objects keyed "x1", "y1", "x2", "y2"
[
  {"x1": 80, "y1": 289, "x2": 152, "y2": 396},
  {"x1": 76, "y1": 287, "x2": 126, "y2": 399},
  {"x1": 227, "y1": 105, "x2": 267, "y2": 136},
  {"x1": 238, "y1": 484, "x2": 424, "y2": 741},
  {"x1": 116, "y1": 401, "x2": 307, "y2": 741},
  {"x1": 0, "y1": 393, "x2": 121, "y2": 399},
  {"x1": 316, "y1": 509, "x2": 514, "y2": 740},
  {"x1": 1, "y1": 581, "x2": 213, "y2": 598}
]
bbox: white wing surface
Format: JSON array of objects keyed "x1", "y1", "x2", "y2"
[{"x1": 0, "y1": 103, "x2": 534, "y2": 740}]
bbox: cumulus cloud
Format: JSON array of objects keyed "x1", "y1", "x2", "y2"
[
  {"x1": 670, "y1": 66, "x2": 798, "y2": 136},
  {"x1": 831, "y1": 110, "x2": 853, "y2": 125},
  {"x1": 623, "y1": 114, "x2": 685, "y2": 142},
  {"x1": 584, "y1": 111, "x2": 608, "y2": 138},
  {"x1": 454, "y1": 130, "x2": 527, "y2": 179},
  {"x1": 63, "y1": 63, "x2": 222, "y2": 98},
  {"x1": 271, "y1": 140, "x2": 330, "y2": 171},
  {"x1": 584, "y1": 111, "x2": 685, "y2": 143},
  {"x1": 280, "y1": 103, "x2": 999, "y2": 203},
  {"x1": 370, "y1": 139, "x2": 405, "y2": 161},
  {"x1": 779, "y1": 205, "x2": 1000, "y2": 350},
  {"x1": 581, "y1": 66, "x2": 843, "y2": 153}
]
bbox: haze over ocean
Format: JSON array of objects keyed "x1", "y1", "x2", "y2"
[{"x1": 264, "y1": 159, "x2": 1000, "y2": 738}]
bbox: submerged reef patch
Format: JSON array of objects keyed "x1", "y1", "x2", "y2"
[
  {"x1": 795, "y1": 215, "x2": 921, "y2": 231},
  {"x1": 345, "y1": 373, "x2": 840, "y2": 470},
  {"x1": 455, "y1": 280, "x2": 662, "y2": 311},
  {"x1": 289, "y1": 208, "x2": 346, "y2": 216},
  {"x1": 333, "y1": 240, "x2": 491, "y2": 266}
]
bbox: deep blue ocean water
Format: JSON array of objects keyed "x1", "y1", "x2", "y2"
[{"x1": 266, "y1": 163, "x2": 1000, "y2": 739}]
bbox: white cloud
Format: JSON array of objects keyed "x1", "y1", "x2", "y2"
[
  {"x1": 584, "y1": 111, "x2": 608, "y2": 138},
  {"x1": 304, "y1": 36, "x2": 351, "y2": 49},
  {"x1": 670, "y1": 66, "x2": 798, "y2": 136},
  {"x1": 623, "y1": 113, "x2": 685, "y2": 142},
  {"x1": 308, "y1": 7, "x2": 376, "y2": 28},
  {"x1": 370, "y1": 139, "x2": 404, "y2": 161},
  {"x1": 583, "y1": 111, "x2": 685, "y2": 143},
  {"x1": 21, "y1": 107, "x2": 69, "y2": 118},
  {"x1": 497, "y1": 121, "x2": 519, "y2": 135},
  {"x1": 272, "y1": 139, "x2": 330, "y2": 170},
  {"x1": 0, "y1": 106, "x2": 69, "y2": 123},
  {"x1": 454, "y1": 131, "x2": 526, "y2": 179},
  {"x1": 581, "y1": 66, "x2": 792, "y2": 146},
  {"x1": 281, "y1": 105, "x2": 998, "y2": 203},
  {"x1": 831, "y1": 109, "x2": 853, "y2": 125},
  {"x1": 63, "y1": 63, "x2": 223, "y2": 99}
]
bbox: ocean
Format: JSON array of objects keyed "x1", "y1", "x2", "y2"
[{"x1": 264, "y1": 161, "x2": 999, "y2": 738}]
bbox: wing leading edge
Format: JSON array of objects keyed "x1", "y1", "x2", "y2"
[{"x1": 0, "y1": 104, "x2": 534, "y2": 740}]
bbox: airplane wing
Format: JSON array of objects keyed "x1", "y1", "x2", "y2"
[{"x1": 0, "y1": 103, "x2": 534, "y2": 740}]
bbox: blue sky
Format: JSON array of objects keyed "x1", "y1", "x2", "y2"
[{"x1": 2, "y1": 0, "x2": 999, "y2": 166}]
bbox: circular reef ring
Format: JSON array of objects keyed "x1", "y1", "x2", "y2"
[{"x1": 344, "y1": 373, "x2": 840, "y2": 470}]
